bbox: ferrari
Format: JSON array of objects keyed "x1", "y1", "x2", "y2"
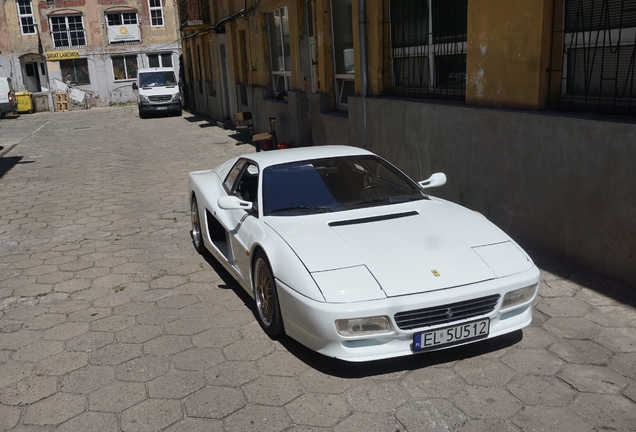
[{"x1": 188, "y1": 145, "x2": 539, "y2": 362}]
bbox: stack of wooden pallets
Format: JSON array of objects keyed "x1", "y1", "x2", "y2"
[{"x1": 55, "y1": 92, "x2": 69, "y2": 112}]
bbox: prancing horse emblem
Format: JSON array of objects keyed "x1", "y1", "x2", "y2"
[
  {"x1": 431, "y1": 270, "x2": 440, "y2": 277},
  {"x1": 445, "y1": 308, "x2": 454, "y2": 319}
]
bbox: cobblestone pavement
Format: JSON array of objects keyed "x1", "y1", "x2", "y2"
[{"x1": 1, "y1": 107, "x2": 635, "y2": 432}]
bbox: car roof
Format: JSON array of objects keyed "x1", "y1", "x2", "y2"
[{"x1": 241, "y1": 145, "x2": 374, "y2": 168}]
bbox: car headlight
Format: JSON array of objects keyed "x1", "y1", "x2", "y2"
[
  {"x1": 140, "y1": 95, "x2": 149, "y2": 103},
  {"x1": 500, "y1": 284, "x2": 537, "y2": 311},
  {"x1": 172, "y1": 92, "x2": 181, "y2": 101},
  {"x1": 336, "y1": 316, "x2": 392, "y2": 337}
]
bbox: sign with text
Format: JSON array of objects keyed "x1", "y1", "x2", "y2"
[
  {"x1": 107, "y1": 24, "x2": 141, "y2": 43},
  {"x1": 46, "y1": 50, "x2": 80, "y2": 61}
]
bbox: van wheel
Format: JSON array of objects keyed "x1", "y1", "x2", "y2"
[{"x1": 138, "y1": 109, "x2": 146, "y2": 119}]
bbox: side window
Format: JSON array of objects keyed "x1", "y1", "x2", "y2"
[
  {"x1": 223, "y1": 160, "x2": 247, "y2": 193},
  {"x1": 234, "y1": 164, "x2": 259, "y2": 203}
]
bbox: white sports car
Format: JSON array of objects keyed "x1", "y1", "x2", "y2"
[{"x1": 189, "y1": 145, "x2": 539, "y2": 362}]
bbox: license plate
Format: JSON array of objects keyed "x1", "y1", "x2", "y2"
[
  {"x1": 156, "y1": 107, "x2": 167, "y2": 110},
  {"x1": 413, "y1": 318, "x2": 490, "y2": 352}
]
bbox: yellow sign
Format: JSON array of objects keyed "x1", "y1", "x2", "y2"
[{"x1": 46, "y1": 50, "x2": 80, "y2": 61}]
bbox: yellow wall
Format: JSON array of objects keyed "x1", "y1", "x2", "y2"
[{"x1": 466, "y1": 0, "x2": 553, "y2": 109}]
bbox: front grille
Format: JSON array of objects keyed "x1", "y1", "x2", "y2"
[
  {"x1": 149, "y1": 95, "x2": 172, "y2": 102},
  {"x1": 394, "y1": 294, "x2": 500, "y2": 331}
]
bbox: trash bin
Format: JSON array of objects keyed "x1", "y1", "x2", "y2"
[{"x1": 15, "y1": 92, "x2": 34, "y2": 114}]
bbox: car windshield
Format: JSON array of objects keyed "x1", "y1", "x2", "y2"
[
  {"x1": 139, "y1": 72, "x2": 176, "y2": 88},
  {"x1": 263, "y1": 155, "x2": 427, "y2": 216}
]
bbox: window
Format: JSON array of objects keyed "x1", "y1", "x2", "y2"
[
  {"x1": 148, "y1": 53, "x2": 173, "y2": 68},
  {"x1": 60, "y1": 59, "x2": 90, "y2": 85},
  {"x1": 149, "y1": 0, "x2": 164, "y2": 27},
  {"x1": 50, "y1": 16, "x2": 86, "y2": 48},
  {"x1": 387, "y1": 0, "x2": 467, "y2": 100},
  {"x1": 112, "y1": 55, "x2": 138, "y2": 80},
  {"x1": 17, "y1": 0, "x2": 36, "y2": 35},
  {"x1": 106, "y1": 12, "x2": 141, "y2": 44},
  {"x1": 552, "y1": 0, "x2": 636, "y2": 114},
  {"x1": 267, "y1": 6, "x2": 291, "y2": 96},
  {"x1": 331, "y1": 0, "x2": 354, "y2": 108}
]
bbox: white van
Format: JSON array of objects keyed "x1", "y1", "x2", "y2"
[
  {"x1": 132, "y1": 67, "x2": 182, "y2": 118},
  {"x1": 0, "y1": 77, "x2": 17, "y2": 118}
]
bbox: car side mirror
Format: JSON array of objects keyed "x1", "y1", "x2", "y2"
[
  {"x1": 218, "y1": 196, "x2": 253, "y2": 211},
  {"x1": 418, "y1": 172, "x2": 447, "y2": 189},
  {"x1": 132, "y1": 82, "x2": 138, "y2": 90}
]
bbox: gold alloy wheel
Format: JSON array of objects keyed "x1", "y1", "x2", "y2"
[{"x1": 255, "y1": 257, "x2": 274, "y2": 326}]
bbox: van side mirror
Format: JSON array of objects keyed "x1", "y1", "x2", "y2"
[{"x1": 132, "y1": 82, "x2": 138, "y2": 90}]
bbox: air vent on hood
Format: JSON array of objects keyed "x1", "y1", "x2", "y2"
[{"x1": 329, "y1": 211, "x2": 418, "y2": 227}]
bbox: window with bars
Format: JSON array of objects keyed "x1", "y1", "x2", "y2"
[
  {"x1": 17, "y1": 0, "x2": 36, "y2": 35},
  {"x1": 149, "y1": 0, "x2": 164, "y2": 27},
  {"x1": 553, "y1": 0, "x2": 636, "y2": 114},
  {"x1": 331, "y1": 0, "x2": 354, "y2": 108},
  {"x1": 148, "y1": 53, "x2": 173, "y2": 68},
  {"x1": 112, "y1": 55, "x2": 138, "y2": 81},
  {"x1": 50, "y1": 16, "x2": 86, "y2": 48},
  {"x1": 267, "y1": 6, "x2": 291, "y2": 97},
  {"x1": 386, "y1": 0, "x2": 467, "y2": 101}
]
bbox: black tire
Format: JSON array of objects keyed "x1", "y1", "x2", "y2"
[
  {"x1": 253, "y1": 251, "x2": 284, "y2": 337},
  {"x1": 138, "y1": 109, "x2": 146, "y2": 119},
  {"x1": 190, "y1": 196, "x2": 206, "y2": 254}
]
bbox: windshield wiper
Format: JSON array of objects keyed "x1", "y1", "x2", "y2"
[
  {"x1": 269, "y1": 205, "x2": 334, "y2": 214},
  {"x1": 346, "y1": 195, "x2": 424, "y2": 209}
]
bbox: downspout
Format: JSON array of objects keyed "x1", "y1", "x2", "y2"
[{"x1": 358, "y1": 0, "x2": 369, "y2": 148}]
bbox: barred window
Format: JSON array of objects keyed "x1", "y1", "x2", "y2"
[
  {"x1": 50, "y1": 16, "x2": 86, "y2": 48},
  {"x1": 387, "y1": 0, "x2": 467, "y2": 100},
  {"x1": 555, "y1": 0, "x2": 636, "y2": 114},
  {"x1": 149, "y1": 0, "x2": 164, "y2": 27},
  {"x1": 17, "y1": 0, "x2": 36, "y2": 35},
  {"x1": 267, "y1": 6, "x2": 291, "y2": 97},
  {"x1": 331, "y1": 0, "x2": 354, "y2": 108}
]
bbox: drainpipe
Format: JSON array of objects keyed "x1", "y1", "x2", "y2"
[{"x1": 358, "y1": 0, "x2": 368, "y2": 148}]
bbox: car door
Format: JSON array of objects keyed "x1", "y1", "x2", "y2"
[{"x1": 219, "y1": 160, "x2": 260, "y2": 280}]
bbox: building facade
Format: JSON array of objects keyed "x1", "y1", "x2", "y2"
[
  {"x1": 181, "y1": 0, "x2": 635, "y2": 288},
  {"x1": 0, "y1": 0, "x2": 181, "y2": 109}
]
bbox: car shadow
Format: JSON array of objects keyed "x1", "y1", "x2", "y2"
[
  {"x1": 0, "y1": 156, "x2": 34, "y2": 179},
  {"x1": 194, "y1": 243, "x2": 524, "y2": 377}
]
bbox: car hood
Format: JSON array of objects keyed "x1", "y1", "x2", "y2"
[{"x1": 265, "y1": 199, "x2": 533, "y2": 298}]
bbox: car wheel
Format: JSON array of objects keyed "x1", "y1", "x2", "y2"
[
  {"x1": 253, "y1": 251, "x2": 284, "y2": 337},
  {"x1": 190, "y1": 196, "x2": 206, "y2": 254},
  {"x1": 138, "y1": 109, "x2": 146, "y2": 119}
]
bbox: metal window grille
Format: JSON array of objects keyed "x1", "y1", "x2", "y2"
[
  {"x1": 50, "y1": 16, "x2": 86, "y2": 48},
  {"x1": 549, "y1": 0, "x2": 636, "y2": 115},
  {"x1": 331, "y1": 0, "x2": 355, "y2": 108},
  {"x1": 267, "y1": 6, "x2": 291, "y2": 96},
  {"x1": 149, "y1": 0, "x2": 164, "y2": 27},
  {"x1": 17, "y1": 0, "x2": 36, "y2": 35},
  {"x1": 384, "y1": 0, "x2": 467, "y2": 100}
]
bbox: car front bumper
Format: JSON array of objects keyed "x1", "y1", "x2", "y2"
[{"x1": 276, "y1": 265, "x2": 540, "y2": 362}]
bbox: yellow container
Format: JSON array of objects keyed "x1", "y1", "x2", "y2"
[{"x1": 15, "y1": 92, "x2": 34, "y2": 113}]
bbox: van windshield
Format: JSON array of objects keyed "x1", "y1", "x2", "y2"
[{"x1": 139, "y1": 72, "x2": 176, "y2": 88}]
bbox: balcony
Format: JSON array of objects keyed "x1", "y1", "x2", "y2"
[{"x1": 178, "y1": 0, "x2": 210, "y2": 29}]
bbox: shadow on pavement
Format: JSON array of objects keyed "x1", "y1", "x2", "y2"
[{"x1": 0, "y1": 156, "x2": 33, "y2": 179}]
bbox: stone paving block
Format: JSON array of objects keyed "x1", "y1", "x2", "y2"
[
  {"x1": 558, "y1": 364, "x2": 630, "y2": 394},
  {"x1": 512, "y1": 406, "x2": 592, "y2": 432},
  {"x1": 23, "y1": 313, "x2": 67, "y2": 330},
  {"x1": 395, "y1": 399, "x2": 468, "y2": 432},
  {"x1": 257, "y1": 351, "x2": 310, "y2": 377},
  {"x1": 285, "y1": 393, "x2": 350, "y2": 427},
  {"x1": 156, "y1": 294, "x2": 199, "y2": 309},
  {"x1": 297, "y1": 369, "x2": 354, "y2": 395},
  {"x1": 116, "y1": 355, "x2": 170, "y2": 382},
  {"x1": 506, "y1": 375, "x2": 576, "y2": 407},
  {"x1": 179, "y1": 301, "x2": 225, "y2": 318},
  {"x1": 89, "y1": 343, "x2": 142, "y2": 366},
  {"x1": 184, "y1": 386, "x2": 246, "y2": 418},
  {"x1": 35, "y1": 352, "x2": 88, "y2": 376},
  {"x1": 11, "y1": 340, "x2": 64, "y2": 362},
  {"x1": 121, "y1": 399, "x2": 183, "y2": 432},
  {"x1": 223, "y1": 338, "x2": 276, "y2": 361},
  {"x1": 23, "y1": 393, "x2": 86, "y2": 426},
  {"x1": 452, "y1": 356, "x2": 517, "y2": 386},
  {"x1": 144, "y1": 335, "x2": 192, "y2": 357},
  {"x1": 68, "y1": 308, "x2": 112, "y2": 323},
  {"x1": 454, "y1": 386, "x2": 522, "y2": 419},
  {"x1": 594, "y1": 327, "x2": 636, "y2": 352},
  {"x1": 204, "y1": 361, "x2": 260, "y2": 387},
  {"x1": 60, "y1": 365, "x2": 115, "y2": 394},
  {"x1": 212, "y1": 310, "x2": 256, "y2": 328},
  {"x1": 88, "y1": 380, "x2": 147, "y2": 412},
  {"x1": 548, "y1": 338, "x2": 612, "y2": 364},
  {"x1": 192, "y1": 328, "x2": 241, "y2": 349},
  {"x1": 536, "y1": 297, "x2": 592, "y2": 317},
  {"x1": 243, "y1": 376, "x2": 304, "y2": 406},
  {"x1": 0, "y1": 375, "x2": 58, "y2": 406},
  {"x1": 608, "y1": 352, "x2": 636, "y2": 379},
  {"x1": 0, "y1": 329, "x2": 42, "y2": 350},
  {"x1": 164, "y1": 418, "x2": 224, "y2": 432},
  {"x1": 543, "y1": 316, "x2": 602, "y2": 339},
  {"x1": 65, "y1": 331, "x2": 114, "y2": 352},
  {"x1": 575, "y1": 287, "x2": 622, "y2": 307},
  {"x1": 399, "y1": 367, "x2": 465, "y2": 399},
  {"x1": 224, "y1": 404, "x2": 292, "y2": 432},
  {"x1": 130, "y1": 289, "x2": 172, "y2": 302},
  {"x1": 91, "y1": 315, "x2": 136, "y2": 332},
  {"x1": 147, "y1": 370, "x2": 206, "y2": 399},
  {"x1": 0, "y1": 404, "x2": 21, "y2": 431},
  {"x1": 164, "y1": 317, "x2": 211, "y2": 335},
  {"x1": 171, "y1": 347, "x2": 225, "y2": 371},
  {"x1": 586, "y1": 305, "x2": 636, "y2": 327},
  {"x1": 568, "y1": 393, "x2": 636, "y2": 430},
  {"x1": 56, "y1": 411, "x2": 119, "y2": 432},
  {"x1": 500, "y1": 348, "x2": 564, "y2": 375},
  {"x1": 13, "y1": 284, "x2": 54, "y2": 297},
  {"x1": 459, "y1": 418, "x2": 520, "y2": 432},
  {"x1": 344, "y1": 380, "x2": 409, "y2": 413},
  {"x1": 46, "y1": 301, "x2": 90, "y2": 315},
  {"x1": 115, "y1": 324, "x2": 163, "y2": 343},
  {"x1": 113, "y1": 301, "x2": 155, "y2": 317},
  {"x1": 43, "y1": 322, "x2": 89, "y2": 341}
]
